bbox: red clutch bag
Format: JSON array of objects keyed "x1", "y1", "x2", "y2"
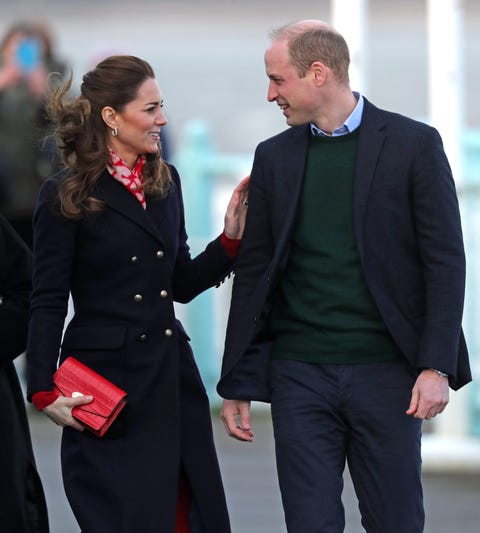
[{"x1": 53, "y1": 356, "x2": 128, "y2": 437}]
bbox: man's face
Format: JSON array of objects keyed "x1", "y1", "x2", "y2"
[{"x1": 264, "y1": 39, "x2": 318, "y2": 126}]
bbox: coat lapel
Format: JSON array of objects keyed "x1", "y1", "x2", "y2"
[
  {"x1": 273, "y1": 125, "x2": 310, "y2": 263},
  {"x1": 284, "y1": 125, "x2": 310, "y2": 199},
  {"x1": 94, "y1": 171, "x2": 165, "y2": 245},
  {"x1": 353, "y1": 99, "x2": 387, "y2": 263}
]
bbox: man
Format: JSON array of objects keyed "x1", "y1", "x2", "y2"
[
  {"x1": 0, "y1": 214, "x2": 49, "y2": 532},
  {"x1": 217, "y1": 20, "x2": 471, "y2": 533}
]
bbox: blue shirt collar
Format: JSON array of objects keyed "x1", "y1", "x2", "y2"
[{"x1": 310, "y1": 92, "x2": 364, "y2": 137}]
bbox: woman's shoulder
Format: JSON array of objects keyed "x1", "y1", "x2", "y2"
[
  {"x1": 36, "y1": 169, "x2": 70, "y2": 213},
  {"x1": 38, "y1": 174, "x2": 58, "y2": 201},
  {"x1": 162, "y1": 162, "x2": 181, "y2": 196}
]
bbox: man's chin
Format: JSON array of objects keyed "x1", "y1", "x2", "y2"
[{"x1": 286, "y1": 116, "x2": 307, "y2": 127}]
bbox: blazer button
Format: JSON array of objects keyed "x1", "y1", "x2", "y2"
[
  {"x1": 160, "y1": 290, "x2": 168, "y2": 298},
  {"x1": 130, "y1": 256, "x2": 138, "y2": 264},
  {"x1": 156, "y1": 250, "x2": 164, "y2": 259},
  {"x1": 133, "y1": 294, "x2": 143, "y2": 303},
  {"x1": 139, "y1": 334, "x2": 147, "y2": 342},
  {"x1": 164, "y1": 328, "x2": 173, "y2": 337}
]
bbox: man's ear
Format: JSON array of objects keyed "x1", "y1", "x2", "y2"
[
  {"x1": 101, "y1": 106, "x2": 118, "y2": 130},
  {"x1": 310, "y1": 61, "x2": 327, "y2": 86}
]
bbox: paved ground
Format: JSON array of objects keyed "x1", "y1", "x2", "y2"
[{"x1": 28, "y1": 407, "x2": 480, "y2": 533}]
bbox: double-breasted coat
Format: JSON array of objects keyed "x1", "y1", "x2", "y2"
[
  {"x1": 27, "y1": 167, "x2": 232, "y2": 533},
  {"x1": 0, "y1": 214, "x2": 49, "y2": 533},
  {"x1": 218, "y1": 98, "x2": 471, "y2": 402}
]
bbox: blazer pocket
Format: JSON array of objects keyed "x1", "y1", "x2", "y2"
[{"x1": 61, "y1": 324, "x2": 127, "y2": 350}]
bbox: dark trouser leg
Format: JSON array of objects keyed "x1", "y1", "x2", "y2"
[
  {"x1": 271, "y1": 360, "x2": 348, "y2": 533},
  {"x1": 270, "y1": 359, "x2": 424, "y2": 533},
  {"x1": 345, "y1": 361, "x2": 424, "y2": 533}
]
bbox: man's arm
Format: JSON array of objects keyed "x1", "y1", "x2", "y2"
[
  {"x1": 410, "y1": 126, "x2": 466, "y2": 377},
  {"x1": 406, "y1": 125, "x2": 466, "y2": 416}
]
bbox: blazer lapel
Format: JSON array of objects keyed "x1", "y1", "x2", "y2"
[
  {"x1": 353, "y1": 99, "x2": 387, "y2": 263},
  {"x1": 284, "y1": 125, "x2": 310, "y2": 199},
  {"x1": 275, "y1": 125, "x2": 310, "y2": 252},
  {"x1": 94, "y1": 171, "x2": 165, "y2": 245}
]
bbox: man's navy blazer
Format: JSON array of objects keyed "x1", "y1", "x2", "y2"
[{"x1": 218, "y1": 99, "x2": 471, "y2": 402}]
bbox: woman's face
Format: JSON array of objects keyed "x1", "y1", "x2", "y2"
[{"x1": 109, "y1": 77, "x2": 167, "y2": 168}]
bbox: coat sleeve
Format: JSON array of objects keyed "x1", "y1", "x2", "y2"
[
  {"x1": 0, "y1": 215, "x2": 32, "y2": 363},
  {"x1": 410, "y1": 126, "x2": 467, "y2": 379},
  {"x1": 217, "y1": 144, "x2": 277, "y2": 401},
  {"x1": 26, "y1": 179, "x2": 76, "y2": 399}
]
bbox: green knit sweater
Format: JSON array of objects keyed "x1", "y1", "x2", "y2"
[{"x1": 270, "y1": 130, "x2": 402, "y2": 364}]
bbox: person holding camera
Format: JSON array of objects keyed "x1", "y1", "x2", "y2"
[{"x1": 0, "y1": 21, "x2": 66, "y2": 249}]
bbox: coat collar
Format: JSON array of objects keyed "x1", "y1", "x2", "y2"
[{"x1": 94, "y1": 170, "x2": 166, "y2": 245}]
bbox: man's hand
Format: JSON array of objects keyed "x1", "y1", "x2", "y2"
[
  {"x1": 406, "y1": 369, "x2": 449, "y2": 419},
  {"x1": 221, "y1": 399, "x2": 254, "y2": 442}
]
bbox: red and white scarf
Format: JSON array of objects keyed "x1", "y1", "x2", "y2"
[{"x1": 107, "y1": 148, "x2": 147, "y2": 209}]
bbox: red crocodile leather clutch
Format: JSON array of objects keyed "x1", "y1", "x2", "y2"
[{"x1": 53, "y1": 356, "x2": 127, "y2": 437}]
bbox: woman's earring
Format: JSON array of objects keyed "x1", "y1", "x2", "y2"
[{"x1": 112, "y1": 128, "x2": 118, "y2": 137}]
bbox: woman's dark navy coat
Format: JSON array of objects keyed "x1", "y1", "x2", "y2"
[{"x1": 26, "y1": 167, "x2": 232, "y2": 533}]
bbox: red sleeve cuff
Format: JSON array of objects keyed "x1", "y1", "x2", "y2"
[
  {"x1": 221, "y1": 231, "x2": 241, "y2": 258},
  {"x1": 32, "y1": 390, "x2": 58, "y2": 411}
]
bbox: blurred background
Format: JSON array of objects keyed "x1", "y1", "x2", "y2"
[{"x1": 1, "y1": 0, "x2": 479, "y2": 531}]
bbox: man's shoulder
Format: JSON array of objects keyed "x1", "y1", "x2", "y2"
[
  {"x1": 363, "y1": 98, "x2": 434, "y2": 134},
  {"x1": 256, "y1": 125, "x2": 309, "y2": 152}
]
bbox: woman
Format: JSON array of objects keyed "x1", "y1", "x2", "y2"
[
  {"x1": 0, "y1": 214, "x2": 49, "y2": 532},
  {"x1": 26, "y1": 55, "x2": 248, "y2": 533}
]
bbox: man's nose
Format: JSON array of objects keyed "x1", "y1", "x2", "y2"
[{"x1": 267, "y1": 81, "x2": 278, "y2": 102}]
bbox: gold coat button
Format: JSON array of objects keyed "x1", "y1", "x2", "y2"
[
  {"x1": 160, "y1": 290, "x2": 168, "y2": 298},
  {"x1": 156, "y1": 250, "x2": 164, "y2": 259},
  {"x1": 164, "y1": 329, "x2": 173, "y2": 337},
  {"x1": 133, "y1": 294, "x2": 143, "y2": 303},
  {"x1": 130, "y1": 256, "x2": 138, "y2": 264},
  {"x1": 139, "y1": 334, "x2": 147, "y2": 342}
]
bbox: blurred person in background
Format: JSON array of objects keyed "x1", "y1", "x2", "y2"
[
  {"x1": 218, "y1": 19, "x2": 471, "y2": 533},
  {"x1": 26, "y1": 55, "x2": 248, "y2": 533},
  {"x1": 0, "y1": 21, "x2": 66, "y2": 249},
  {"x1": 0, "y1": 214, "x2": 49, "y2": 533}
]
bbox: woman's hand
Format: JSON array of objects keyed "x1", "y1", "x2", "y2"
[
  {"x1": 223, "y1": 175, "x2": 250, "y2": 239},
  {"x1": 43, "y1": 394, "x2": 93, "y2": 431}
]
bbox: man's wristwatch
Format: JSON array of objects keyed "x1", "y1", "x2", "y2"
[{"x1": 429, "y1": 368, "x2": 449, "y2": 378}]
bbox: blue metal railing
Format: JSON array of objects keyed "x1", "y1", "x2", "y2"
[
  {"x1": 462, "y1": 130, "x2": 480, "y2": 436},
  {"x1": 173, "y1": 120, "x2": 251, "y2": 400}
]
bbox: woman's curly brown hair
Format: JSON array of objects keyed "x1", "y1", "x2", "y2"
[{"x1": 48, "y1": 55, "x2": 172, "y2": 219}]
